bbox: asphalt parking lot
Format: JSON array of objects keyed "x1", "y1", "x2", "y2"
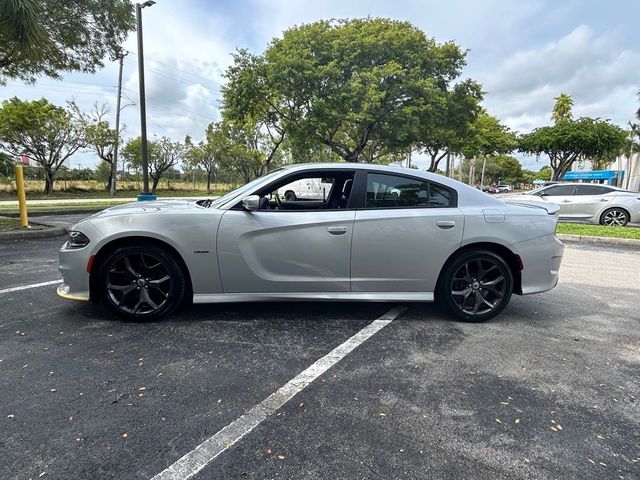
[{"x1": 1, "y1": 235, "x2": 639, "y2": 480}]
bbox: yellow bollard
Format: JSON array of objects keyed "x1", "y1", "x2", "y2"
[{"x1": 15, "y1": 164, "x2": 28, "y2": 227}]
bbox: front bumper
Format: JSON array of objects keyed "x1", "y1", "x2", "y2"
[
  {"x1": 515, "y1": 233, "x2": 565, "y2": 295},
  {"x1": 57, "y1": 241, "x2": 91, "y2": 301}
]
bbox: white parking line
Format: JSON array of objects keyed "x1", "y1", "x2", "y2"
[
  {"x1": 151, "y1": 304, "x2": 407, "y2": 480},
  {"x1": 0, "y1": 279, "x2": 62, "y2": 295}
]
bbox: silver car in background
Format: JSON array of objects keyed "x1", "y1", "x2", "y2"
[
  {"x1": 513, "y1": 183, "x2": 640, "y2": 226},
  {"x1": 57, "y1": 163, "x2": 564, "y2": 322}
]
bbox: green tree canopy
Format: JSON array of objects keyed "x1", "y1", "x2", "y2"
[
  {"x1": 420, "y1": 79, "x2": 483, "y2": 172},
  {"x1": 123, "y1": 136, "x2": 185, "y2": 194},
  {"x1": 184, "y1": 122, "x2": 225, "y2": 193},
  {"x1": 461, "y1": 112, "x2": 518, "y2": 159},
  {"x1": 518, "y1": 117, "x2": 627, "y2": 181},
  {"x1": 0, "y1": 0, "x2": 135, "y2": 84},
  {"x1": 70, "y1": 101, "x2": 121, "y2": 191},
  {"x1": 224, "y1": 18, "x2": 475, "y2": 166},
  {"x1": 0, "y1": 97, "x2": 85, "y2": 193}
]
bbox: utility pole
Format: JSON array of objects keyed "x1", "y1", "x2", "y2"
[
  {"x1": 136, "y1": 1, "x2": 156, "y2": 200},
  {"x1": 480, "y1": 156, "x2": 487, "y2": 187},
  {"x1": 111, "y1": 50, "x2": 127, "y2": 196}
]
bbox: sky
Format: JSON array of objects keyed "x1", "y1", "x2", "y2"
[{"x1": 2, "y1": 0, "x2": 639, "y2": 171}]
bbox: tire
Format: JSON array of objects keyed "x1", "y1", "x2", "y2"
[
  {"x1": 437, "y1": 250, "x2": 513, "y2": 323},
  {"x1": 284, "y1": 190, "x2": 297, "y2": 201},
  {"x1": 600, "y1": 208, "x2": 629, "y2": 227},
  {"x1": 97, "y1": 243, "x2": 186, "y2": 321}
]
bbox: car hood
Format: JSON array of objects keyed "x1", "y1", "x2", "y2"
[
  {"x1": 84, "y1": 200, "x2": 200, "y2": 220},
  {"x1": 500, "y1": 196, "x2": 561, "y2": 215}
]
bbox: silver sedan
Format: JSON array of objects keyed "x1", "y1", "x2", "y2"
[
  {"x1": 513, "y1": 183, "x2": 640, "y2": 226},
  {"x1": 57, "y1": 163, "x2": 565, "y2": 322}
]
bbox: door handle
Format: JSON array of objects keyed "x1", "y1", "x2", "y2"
[
  {"x1": 436, "y1": 220, "x2": 456, "y2": 229},
  {"x1": 327, "y1": 226, "x2": 348, "y2": 235},
  {"x1": 561, "y1": 200, "x2": 571, "y2": 203},
  {"x1": 599, "y1": 199, "x2": 609, "y2": 202}
]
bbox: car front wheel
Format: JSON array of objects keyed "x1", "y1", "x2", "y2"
[
  {"x1": 97, "y1": 244, "x2": 186, "y2": 320},
  {"x1": 438, "y1": 250, "x2": 513, "y2": 322},
  {"x1": 600, "y1": 208, "x2": 629, "y2": 227}
]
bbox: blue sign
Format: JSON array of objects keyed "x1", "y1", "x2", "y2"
[{"x1": 563, "y1": 170, "x2": 623, "y2": 180}]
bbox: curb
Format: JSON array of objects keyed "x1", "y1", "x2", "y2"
[
  {"x1": 557, "y1": 233, "x2": 640, "y2": 247},
  {"x1": 0, "y1": 225, "x2": 68, "y2": 240}
]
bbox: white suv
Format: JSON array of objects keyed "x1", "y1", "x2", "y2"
[{"x1": 278, "y1": 177, "x2": 334, "y2": 201}]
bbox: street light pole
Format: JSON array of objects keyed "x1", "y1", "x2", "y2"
[
  {"x1": 111, "y1": 49, "x2": 127, "y2": 196},
  {"x1": 136, "y1": 1, "x2": 156, "y2": 201}
]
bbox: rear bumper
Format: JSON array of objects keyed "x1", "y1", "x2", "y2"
[{"x1": 515, "y1": 234, "x2": 565, "y2": 295}]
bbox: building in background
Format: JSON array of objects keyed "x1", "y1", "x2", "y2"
[{"x1": 568, "y1": 155, "x2": 640, "y2": 191}]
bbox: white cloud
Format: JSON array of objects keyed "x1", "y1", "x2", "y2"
[{"x1": 483, "y1": 25, "x2": 640, "y2": 132}]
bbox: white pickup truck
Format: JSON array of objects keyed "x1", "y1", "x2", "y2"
[{"x1": 278, "y1": 178, "x2": 334, "y2": 201}]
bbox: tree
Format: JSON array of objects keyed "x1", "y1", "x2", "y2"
[
  {"x1": 552, "y1": 93, "x2": 574, "y2": 124},
  {"x1": 236, "y1": 18, "x2": 474, "y2": 165},
  {"x1": 0, "y1": 0, "x2": 135, "y2": 84},
  {"x1": 461, "y1": 113, "x2": 518, "y2": 159},
  {"x1": 0, "y1": 0, "x2": 46, "y2": 51},
  {"x1": 0, "y1": 97, "x2": 85, "y2": 193},
  {"x1": 217, "y1": 122, "x2": 264, "y2": 183},
  {"x1": 519, "y1": 118, "x2": 627, "y2": 181},
  {"x1": 123, "y1": 137, "x2": 185, "y2": 194},
  {"x1": 420, "y1": 80, "x2": 483, "y2": 172},
  {"x1": 184, "y1": 123, "x2": 223, "y2": 193},
  {"x1": 70, "y1": 101, "x2": 120, "y2": 191},
  {"x1": 222, "y1": 49, "x2": 295, "y2": 176}
]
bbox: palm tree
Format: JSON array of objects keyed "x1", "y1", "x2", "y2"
[
  {"x1": 0, "y1": 0, "x2": 46, "y2": 50},
  {"x1": 552, "y1": 93, "x2": 574, "y2": 124},
  {"x1": 636, "y1": 88, "x2": 640, "y2": 121}
]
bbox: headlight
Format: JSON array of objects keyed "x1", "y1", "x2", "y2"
[{"x1": 67, "y1": 231, "x2": 90, "y2": 248}]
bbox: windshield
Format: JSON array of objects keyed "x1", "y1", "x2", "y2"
[{"x1": 209, "y1": 168, "x2": 284, "y2": 207}]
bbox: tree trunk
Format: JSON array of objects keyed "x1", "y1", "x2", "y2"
[
  {"x1": 151, "y1": 176, "x2": 160, "y2": 194},
  {"x1": 105, "y1": 171, "x2": 113, "y2": 191},
  {"x1": 206, "y1": 172, "x2": 212, "y2": 193},
  {"x1": 44, "y1": 170, "x2": 55, "y2": 194}
]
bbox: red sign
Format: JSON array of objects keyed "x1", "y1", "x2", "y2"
[{"x1": 20, "y1": 155, "x2": 29, "y2": 165}]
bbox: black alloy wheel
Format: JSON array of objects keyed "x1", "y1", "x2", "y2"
[
  {"x1": 439, "y1": 250, "x2": 513, "y2": 322},
  {"x1": 99, "y1": 244, "x2": 186, "y2": 320}
]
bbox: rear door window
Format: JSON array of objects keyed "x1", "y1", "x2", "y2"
[
  {"x1": 575, "y1": 185, "x2": 613, "y2": 195},
  {"x1": 365, "y1": 173, "x2": 453, "y2": 208}
]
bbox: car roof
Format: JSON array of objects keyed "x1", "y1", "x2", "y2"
[{"x1": 543, "y1": 182, "x2": 624, "y2": 190}]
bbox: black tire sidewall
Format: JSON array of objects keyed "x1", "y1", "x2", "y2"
[
  {"x1": 97, "y1": 244, "x2": 186, "y2": 321},
  {"x1": 438, "y1": 250, "x2": 513, "y2": 323}
]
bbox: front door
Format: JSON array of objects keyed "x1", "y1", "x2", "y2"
[
  {"x1": 217, "y1": 170, "x2": 356, "y2": 293},
  {"x1": 538, "y1": 184, "x2": 576, "y2": 218},
  {"x1": 350, "y1": 172, "x2": 464, "y2": 293}
]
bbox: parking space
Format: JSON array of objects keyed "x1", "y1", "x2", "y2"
[{"x1": 1, "y1": 238, "x2": 639, "y2": 479}]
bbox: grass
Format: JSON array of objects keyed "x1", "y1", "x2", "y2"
[
  {"x1": 557, "y1": 223, "x2": 640, "y2": 240},
  {"x1": 0, "y1": 216, "x2": 21, "y2": 232},
  {"x1": 0, "y1": 180, "x2": 236, "y2": 200}
]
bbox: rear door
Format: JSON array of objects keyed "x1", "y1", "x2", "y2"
[
  {"x1": 572, "y1": 184, "x2": 614, "y2": 219},
  {"x1": 350, "y1": 171, "x2": 464, "y2": 293},
  {"x1": 538, "y1": 184, "x2": 576, "y2": 218}
]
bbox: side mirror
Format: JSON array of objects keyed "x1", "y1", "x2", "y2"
[{"x1": 241, "y1": 195, "x2": 261, "y2": 211}]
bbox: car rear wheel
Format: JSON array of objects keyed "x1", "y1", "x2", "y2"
[
  {"x1": 98, "y1": 244, "x2": 186, "y2": 321},
  {"x1": 600, "y1": 208, "x2": 629, "y2": 227},
  {"x1": 438, "y1": 250, "x2": 513, "y2": 322},
  {"x1": 284, "y1": 190, "x2": 297, "y2": 201}
]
